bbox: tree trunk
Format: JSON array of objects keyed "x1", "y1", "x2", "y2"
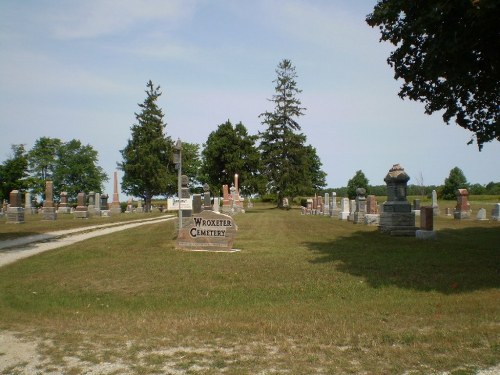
[{"x1": 145, "y1": 196, "x2": 152, "y2": 213}]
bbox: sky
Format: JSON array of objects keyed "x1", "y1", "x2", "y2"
[{"x1": 1, "y1": 0, "x2": 499, "y2": 200}]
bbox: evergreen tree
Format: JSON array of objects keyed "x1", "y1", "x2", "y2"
[
  {"x1": 346, "y1": 170, "x2": 369, "y2": 199},
  {"x1": 201, "y1": 120, "x2": 263, "y2": 196},
  {"x1": 0, "y1": 144, "x2": 29, "y2": 202},
  {"x1": 441, "y1": 167, "x2": 469, "y2": 200},
  {"x1": 119, "y1": 80, "x2": 176, "y2": 211},
  {"x1": 180, "y1": 142, "x2": 202, "y2": 187},
  {"x1": 259, "y1": 59, "x2": 325, "y2": 206}
]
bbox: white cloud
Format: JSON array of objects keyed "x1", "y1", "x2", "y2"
[{"x1": 48, "y1": 0, "x2": 198, "y2": 40}]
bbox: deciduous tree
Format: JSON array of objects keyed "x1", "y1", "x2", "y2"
[
  {"x1": 367, "y1": 0, "x2": 499, "y2": 149},
  {"x1": 441, "y1": 167, "x2": 468, "y2": 200},
  {"x1": 0, "y1": 144, "x2": 29, "y2": 202},
  {"x1": 346, "y1": 170, "x2": 369, "y2": 199}
]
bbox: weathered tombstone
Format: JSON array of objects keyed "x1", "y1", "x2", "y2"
[
  {"x1": 181, "y1": 175, "x2": 192, "y2": 219},
  {"x1": 192, "y1": 194, "x2": 202, "y2": 214},
  {"x1": 58, "y1": 191, "x2": 71, "y2": 214},
  {"x1": 306, "y1": 198, "x2": 313, "y2": 215},
  {"x1": 213, "y1": 197, "x2": 220, "y2": 213},
  {"x1": 476, "y1": 208, "x2": 487, "y2": 221},
  {"x1": 126, "y1": 197, "x2": 133, "y2": 213},
  {"x1": 492, "y1": 204, "x2": 500, "y2": 221},
  {"x1": 6, "y1": 190, "x2": 24, "y2": 223},
  {"x1": 432, "y1": 190, "x2": 440, "y2": 216},
  {"x1": 110, "y1": 171, "x2": 122, "y2": 215},
  {"x1": 413, "y1": 199, "x2": 421, "y2": 216},
  {"x1": 136, "y1": 199, "x2": 144, "y2": 213},
  {"x1": 43, "y1": 180, "x2": 57, "y2": 220},
  {"x1": 222, "y1": 184, "x2": 230, "y2": 207},
  {"x1": 176, "y1": 210, "x2": 238, "y2": 251},
  {"x1": 24, "y1": 192, "x2": 32, "y2": 215},
  {"x1": 324, "y1": 193, "x2": 330, "y2": 216},
  {"x1": 353, "y1": 188, "x2": 366, "y2": 224},
  {"x1": 416, "y1": 206, "x2": 436, "y2": 240},
  {"x1": 365, "y1": 195, "x2": 380, "y2": 225},
  {"x1": 74, "y1": 192, "x2": 88, "y2": 219},
  {"x1": 379, "y1": 164, "x2": 417, "y2": 236},
  {"x1": 331, "y1": 192, "x2": 339, "y2": 217},
  {"x1": 453, "y1": 189, "x2": 470, "y2": 219},
  {"x1": 94, "y1": 192, "x2": 101, "y2": 213},
  {"x1": 348, "y1": 199, "x2": 356, "y2": 221},
  {"x1": 88, "y1": 191, "x2": 97, "y2": 216},
  {"x1": 100, "y1": 193, "x2": 110, "y2": 216},
  {"x1": 339, "y1": 198, "x2": 350, "y2": 220},
  {"x1": 203, "y1": 183, "x2": 212, "y2": 210},
  {"x1": 445, "y1": 207, "x2": 452, "y2": 216}
]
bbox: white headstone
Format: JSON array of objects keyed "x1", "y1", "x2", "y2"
[
  {"x1": 476, "y1": 208, "x2": 487, "y2": 221},
  {"x1": 339, "y1": 198, "x2": 350, "y2": 220},
  {"x1": 492, "y1": 203, "x2": 500, "y2": 221},
  {"x1": 324, "y1": 193, "x2": 329, "y2": 216},
  {"x1": 432, "y1": 190, "x2": 440, "y2": 215}
]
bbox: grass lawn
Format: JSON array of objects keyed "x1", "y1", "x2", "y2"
[{"x1": 0, "y1": 204, "x2": 499, "y2": 374}]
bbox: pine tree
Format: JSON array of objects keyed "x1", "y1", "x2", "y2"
[
  {"x1": 346, "y1": 170, "x2": 369, "y2": 199},
  {"x1": 119, "y1": 81, "x2": 176, "y2": 211},
  {"x1": 441, "y1": 167, "x2": 468, "y2": 200},
  {"x1": 260, "y1": 59, "x2": 325, "y2": 207}
]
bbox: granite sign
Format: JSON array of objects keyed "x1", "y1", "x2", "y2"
[{"x1": 177, "y1": 210, "x2": 237, "y2": 251}]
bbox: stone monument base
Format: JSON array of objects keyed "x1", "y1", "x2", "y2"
[
  {"x1": 416, "y1": 230, "x2": 437, "y2": 240},
  {"x1": 43, "y1": 207, "x2": 57, "y2": 220},
  {"x1": 58, "y1": 207, "x2": 71, "y2": 214},
  {"x1": 364, "y1": 214, "x2": 380, "y2": 226},
  {"x1": 453, "y1": 211, "x2": 470, "y2": 220},
  {"x1": 353, "y1": 212, "x2": 365, "y2": 224},
  {"x1": 110, "y1": 207, "x2": 122, "y2": 215},
  {"x1": 379, "y1": 212, "x2": 417, "y2": 236},
  {"x1": 338, "y1": 212, "x2": 349, "y2": 220},
  {"x1": 7, "y1": 207, "x2": 25, "y2": 223},
  {"x1": 74, "y1": 209, "x2": 89, "y2": 219},
  {"x1": 100, "y1": 210, "x2": 111, "y2": 217}
]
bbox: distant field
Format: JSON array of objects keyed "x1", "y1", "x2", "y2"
[{"x1": 0, "y1": 203, "x2": 499, "y2": 374}]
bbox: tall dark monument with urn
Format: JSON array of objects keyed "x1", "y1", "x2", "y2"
[{"x1": 379, "y1": 164, "x2": 417, "y2": 236}]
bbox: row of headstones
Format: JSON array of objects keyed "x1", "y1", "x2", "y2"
[
  {"x1": 2, "y1": 189, "x2": 122, "y2": 223},
  {"x1": 302, "y1": 164, "x2": 500, "y2": 237}
]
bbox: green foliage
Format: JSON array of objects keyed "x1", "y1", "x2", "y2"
[
  {"x1": 179, "y1": 142, "x2": 202, "y2": 186},
  {"x1": 0, "y1": 144, "x2": 29, "y2": 201},
  {"x1": 367, "y1": 0, "x2": 500, "y2": 149},
  {"x1": 201, "y1": 120, "x2": 263, "y2": 196},
  {"x1": 442, "y1": 167, "x2": 469, "y2": 200},
  {"x1": 346, "y1": 170, "x2": 369, "y2": 199},
  {"x1": 26, "y1": 137, "x2": 62, "y2": 197},
  {"x1": 119, "y1": 80, "x2": 176, "y2": 211},
  {"x1": 259, "y1": 59, "x2": 326, "y2": 206},
  {"x1": 53, "y1": 139, "x2": 108, "y2": 202}
]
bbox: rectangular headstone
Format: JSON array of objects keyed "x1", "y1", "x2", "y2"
[{"x1": 192, "y1": 194, "x2": 202, "y2": 214}]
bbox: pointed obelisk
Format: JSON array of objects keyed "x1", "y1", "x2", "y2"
[{"x1": 110, "y1": 171, "x2": 122, "y2": 215}]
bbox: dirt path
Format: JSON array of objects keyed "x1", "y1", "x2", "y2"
[{"x1": 0, "y1": 215, "x2": 175, "y2": 268}]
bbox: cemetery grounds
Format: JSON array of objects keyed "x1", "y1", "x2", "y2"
[{"x1": 0, "y1": 199, "x2": 499, "y2": 374}]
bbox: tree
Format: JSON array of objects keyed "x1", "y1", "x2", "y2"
[
  {"x1": 346, "y1": 170, "x2": 369, "y2": 199},
  {"x1": 0, "y1": 144, "x2": 29, "y2": 202},
  {"x1": 52, "y1": 139, "x2": 108, "y2": 202},
  {"x1": 260, "y1": 59, "x2": 325, "y2": 206},
  {"x1": 201, "y1": 120, "x2": 263, "y2": 196},
  {"x1": 441, "y1": 167, "x2": 469, "y2": 200},
  {"x1": 366, "y1": 1, "x2": 500, "y2": 150},
  {"x1": 119, "y1": 80, "x2": 176, "y2": 211},
  {"x1": 180, "y1": 142, "x2": 202, "y2": 188},
  {"x1": 27, "y1": 137, "x2": 62, "y2": 197}
]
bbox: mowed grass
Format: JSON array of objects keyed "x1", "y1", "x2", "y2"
[{"x1": 0, "y1": 204, "x2": 499, "y2": 374}]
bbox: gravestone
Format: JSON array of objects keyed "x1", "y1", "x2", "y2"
[
  {"x1": 136, "y1": 199, "x2": 143, "y2": 213},
  {"x1": 432, "y1": 190, "x2": 440, "y2": 216},
  {"x1": 331, "y1": 192, "x2": 339, "y2": 217},
  {"x1": 306, "y1": 198, "x2": 313, "y2": 215},
  {"x1": 176, "y1": 210, "x2": 237, "y2": 251},
  {"x1": 379, "y1": 164, "x2": 417, "y2": 236},
  {"x1": 24, "y1": 192, "x2": 32, "y2": 215},
  {"x1": 192, "y1": 194, "x2": 202, "y2": 214},
  {"x1": 100, "y1": 194, "x2": 110, "y2": 216},
  {"x1": 43, "y1": 180, "x2": 57, "y2": 220},
  {"x1": 58, "y1": 191, "x2": 71, "y2": 214},
  {"x1": 353, "y1": 188, "x2": 366, "y2": 224},
  {"x1": 339, "y1": 198, "x2": 350, "y2": 220},
  {"x1": 365, "y1": 195, "x2": 380, "y2": 225},
  {"x1": 181, "y1": 175, "x2": 192, "y2": 219},
  {"x1": 203, "y1": 183, "x2": 212, "y2": 210},
  {"x1": 416, "y1": 206, "x2": 436, "y2": 240},
  {"x1": 95, "y1": 192, "x2": 100, "y2": 214},
  {"x1": 492, "y1": 204, "x2": 500, "y2": 221},
  {"x1": 348, "y1": 199, "x2": 356, "y2": 221},
  {"x1": 110, "y1": 171, "x2": 121, "y2": 215},
  {"x1": 476, "y1": 208, "x2": 487, "y2": 221},
  {"x1": 74, "y1": 192, "x2": 88, "y2": 219},
  {"x1": 445, "y1": 207, "x2": 452, "y2": 216},
  {"x1": 213, "y1": 197, "x2": 220, "y2": 213},
  {"x1": 88, "y1": 191, "x2": 97, "y2": 216},
  {"x1": 222, "y1": 184, "x2": 230, "y2": 207},
  {"x1": 126, "y1": 197, "x2": 133, "y2": 213},
  {"x1": 324, "y1": 193, "x2": 330, "y2": 216},
  {"x1": 453, "y1": 189, "x2": 470, "y2": 219},
  {"x1": 6, "y1": 190, "x2": 24, "y2": 223},
  {"x1": 413, "y1": 199, "x2": 421, "y2": 216}
]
